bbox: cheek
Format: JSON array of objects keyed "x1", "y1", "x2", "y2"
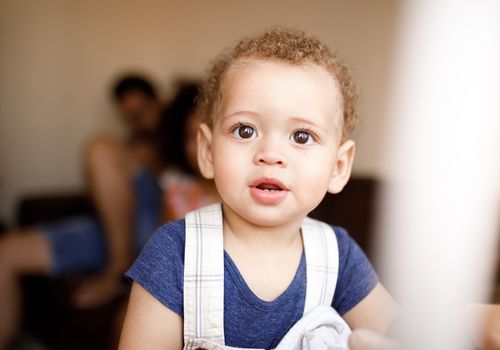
[
  {"x1": 296, "y1": 166, "x2": 334, "y2": 211},
  {"x1": 211, "y1": 141, "x2": 250, "y2": 197},
  {"x1": 212, "y1": 142, "x2": 239, "y2": 178},
  {"x1": 212, "y1": 158, "x2": 239, "y2": 204},
  {"x1": 296, "y1": 153, "x2": 336, "y2": 191}
]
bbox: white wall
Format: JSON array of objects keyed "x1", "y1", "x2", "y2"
[{"x1": 0, "y1": 0, "x2": 398, "y2": 225}]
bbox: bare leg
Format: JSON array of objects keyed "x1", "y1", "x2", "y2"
[
  {"x1": 84, "y1": 136, "x2": 135, "y2": 274},
  {"x1": 0, "y1": 136, "x2": 141, "y2": 345},
  {"x1": 73, "y1": 136, "x2": 136, "y2": 308},
  {"x1": 0, "y1": 230, "x2": 51, "y2": 350}
]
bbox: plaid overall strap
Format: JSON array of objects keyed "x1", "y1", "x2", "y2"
[
  {"x1": 184, "y1": 203, "x2": 225, "y2": 345},
  {"x1": 301, "y1": 217, "x2": 339, "y2": 315}
]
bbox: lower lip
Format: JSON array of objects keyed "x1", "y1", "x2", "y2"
[{"x1": 249, "y1": 187, "x2": 288, "y2": 205}]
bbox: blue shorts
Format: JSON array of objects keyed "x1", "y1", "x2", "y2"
[{"x1": 39, "y1": 168, "x2": 162, "y2": 276}]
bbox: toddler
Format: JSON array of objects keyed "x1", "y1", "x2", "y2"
[{"x1": 119, "y1": 28, "x2": 399, "y2": 350}]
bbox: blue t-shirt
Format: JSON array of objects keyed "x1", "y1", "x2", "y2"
[{"x1": 126, "y1": 219, "x2": 378, "y2": 349}]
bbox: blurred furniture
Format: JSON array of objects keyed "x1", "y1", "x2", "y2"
[
  {"x1": 17, "y1": 177, "x2": 379, "y2": 349},
  {"x1": 16, "y1": 192, "x2": 94, "y2": 227}
]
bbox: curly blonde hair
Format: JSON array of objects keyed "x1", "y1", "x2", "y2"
[{"x1": 197, "y1": 27, "x2": 359, "y2": 139}]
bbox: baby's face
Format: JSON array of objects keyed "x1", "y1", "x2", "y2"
[{"x1": 198, "y1": 59, "x2": 354, "y2": 227}]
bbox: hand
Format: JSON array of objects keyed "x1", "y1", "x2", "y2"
[
  {"x1": 481, "y1": 304, "x2": 500, "y2": 350},
  {"x1": 349, "y1": 304, "x2": 500, "y2": 350},
  {"x1": 349, "y1": 329, "x2": 399, "y2": 350},
  {"x1": 72, "y1": 272, "x2": 124, "y2": 309}
]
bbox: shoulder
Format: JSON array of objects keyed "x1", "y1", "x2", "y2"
[
  {"x1": 328, "y1": 225, "x2": 364, "y2": 266},
  {"x1": 329, "y1": 225, "x2": 379, "y2": 315},
  {"x1": 126, "y1": 220, "x2": 186, "y2": 316},
  {"x1": 331, "y1": 225, "x2": 351, "y2": 247},
  {"x1": 330, "y1": 225, "x2": 367, "y2": 266},
  {"x1": 140, "y1": 219, "x2": 186, "y2": 252},
  {"x1": 84, "y1": 133, "x2": 132, "y2": 165}
]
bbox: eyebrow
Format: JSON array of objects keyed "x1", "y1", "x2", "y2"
[
  {"x1": 222, "y1": 110, "x2": 259, "y2": 121},
  {"x1": 288, "y1": 116, "x2": 329, "y2": 134}
]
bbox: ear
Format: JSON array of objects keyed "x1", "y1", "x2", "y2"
[
  {"x1": 328, "y1": 140, "x2": 355, "y2": 194},
  {"x1": 197, "y1": 123, "x2": 215, "y2": 179}
]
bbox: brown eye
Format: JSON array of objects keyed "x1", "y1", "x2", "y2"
[
  {"x1": 232, "y1": 124, "x2": 256, "y2": 139},
  {"x1": 291, "y1": 130, "x2": 313, "y2": 145}
]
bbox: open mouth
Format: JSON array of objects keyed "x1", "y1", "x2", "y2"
[
  {"x1": 256, "y1": 183, "x2": 283, "y2": 192},
  {"x1": 249, "y1": 178, "x2": 289, "y2": 204},
  {"x1": 250, "y1": 178, "x2": 288, "y2": 191}
]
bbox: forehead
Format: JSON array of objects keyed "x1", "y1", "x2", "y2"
[{"x1": 219, "y1": 59, "x2": 342, "y2": 128}]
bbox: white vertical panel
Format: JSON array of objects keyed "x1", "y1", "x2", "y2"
[{"x1": 378, "y1": 0, "x2": 500, "y2": 348}]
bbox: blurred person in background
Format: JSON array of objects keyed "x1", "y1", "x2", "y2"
[
  {"x1": 157, "y1": 81, "x2": 219, "y2": 222},
  {"x1": 0, "y1": 74, "x2": 165, "y2": 349},
  {"x1": 0, "y1": 75, "x2": 219, "y2": 349},
  {"x1": 109, "y1": 81, "x2": 218, "y2": 349}
]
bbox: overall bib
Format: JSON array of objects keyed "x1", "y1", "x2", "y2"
[{"x1": 183, "y1": 204, "x2": 351, "y2": 350}]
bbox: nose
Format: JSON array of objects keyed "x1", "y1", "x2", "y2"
[{"x1": 253, "y1": 135, "x2": 287, "y2": 167}]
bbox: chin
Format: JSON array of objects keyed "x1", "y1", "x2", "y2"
[
  {"x1": 241, "y1": 205, "x2": 305, "y2": 228},
  {"x1": 249, "y1": 216, "x2": 291, "y2": 228}
]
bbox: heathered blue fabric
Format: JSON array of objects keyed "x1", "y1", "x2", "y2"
[
  {"x1": 126, "y1": 219, "x2": 378, "y2": 349},
  {"x1": 40, "y1": 168, "x2": 161, "y2": 276}
]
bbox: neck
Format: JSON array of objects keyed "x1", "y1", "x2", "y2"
[{"x1": 221, "y1": 203, "x2": 304, "y2": 252}]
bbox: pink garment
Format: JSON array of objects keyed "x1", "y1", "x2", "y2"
[{"x1": 160, "y1": 170, "x2": 217, "y2": 222}]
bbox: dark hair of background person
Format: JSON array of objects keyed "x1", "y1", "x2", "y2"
[
  {"x1": 159, "y1": 81, "x2": 200, "y2": 176},
  {"x1": 112, "y1": 74, "x2": 158, "y2": 101}
]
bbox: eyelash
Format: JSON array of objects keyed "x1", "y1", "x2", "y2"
[
  {"x1": 294, "y1": 128, "x2": 319, "y2": 143},
  {"x1": 229, "y1": 123, "x2": 320, "y2": 144},
  {"x1": 229, "y1": 122, "x2": 245, "y2": 133},
  {"x1": 229, "y1": 123, "x2": 257, "y2": 137}
]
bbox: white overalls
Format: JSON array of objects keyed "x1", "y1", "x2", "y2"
[{"x1": 183, "y1": 204, "x2": 351, "y2": 350}]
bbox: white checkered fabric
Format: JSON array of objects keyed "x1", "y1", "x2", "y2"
[
  {"x1": 183, "y1": 204, "x2": 342, "y2": 349},
  {"x1": 301, "y1": 216, "x2": 340, "y2": 314},
  {"x1": 184, "y1": 204, "x2": 225, "y2": 345}
]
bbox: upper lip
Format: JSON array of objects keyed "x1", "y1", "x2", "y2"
[{"x1": 249, "y1": 177, "x2": 289, "y2": 191}]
